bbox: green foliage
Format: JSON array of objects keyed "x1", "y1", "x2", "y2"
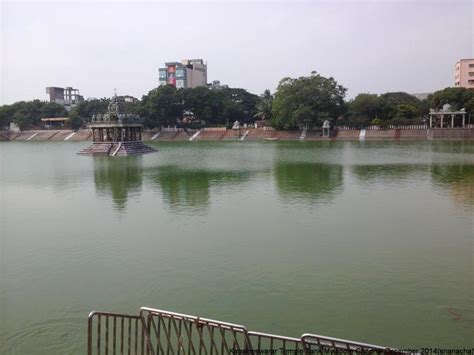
[
  {"x1": 0, "y1": 104, "x2": 16, "y2": 129},
  {"x1": 218, "y1": 88, "x2": 259, "y2": 126},
  {"x1": 74, "y1": 98, "x2": 109, "y2": 119},
  {"x1": 271, "y1": 72, "x2": 347, "y2": 130},
  {"x1": 40, "y1": 102, "x2": 67, "y2": 118},
  {"x1": 0, "y1": 100, "x2": 68, "y2": 130},
  {"x1": 140, "y1": 85, "x2": 259, "y2": 128},
  {"x1": 427, "y1": 87, "x2": 474, "y2": 112},
  {"x1": 419, "y1": 98, "x2": 432, "y2": 117},
  {"x1": 254, "y1": 89, "x2": 273, "y2": 121},
  {"x1": 180, "y1": 86, "x2": 221, "y2": 125},
  {"x1": 141, "y1": 85, "x2": 183, "y2": 128},
  {"x1": 346, "y1": 92, "x2": 424, "y2": 126},
  {"x1": 1, "y1": 83, "x2": 472, "y2": 132},
  {"x1": 371, "y1": 118, "x2": 382, "y2": 126},
  {"x1": 68, "y1": 111, "x2": 82, "y2": 130},
  {"x1": 465, "y1": 96, "x2": 474, "y2": 115},
  {"x1": 349, "y1": 94, "x2": 381, "y2": 120},
  {"x1": 379, "y1": 92, "x2": 422, "y2": 120},
  {"x1": 68, "y1": 98, "x2": 110, "y2": 130},
  {"x1": 393, "y1": 104, "x2": 418, "y2": 120},
  {"x1": 379, "y1": 92, "x2": 421, "y2": 109},
  {"x1": 123, "y1": 101, "x2": 141, "y2": 115}
]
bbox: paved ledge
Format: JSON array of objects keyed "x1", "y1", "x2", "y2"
[{"x1": 1, "y1": 128, "x2": 473, "y2": 142}]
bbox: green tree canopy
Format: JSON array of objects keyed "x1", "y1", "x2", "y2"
[
  {"x1": 141, "y1": 85, "x2": 183, "y2": 128},
  {"x1": 2, "y1": 83, "x2": 472, "y2": 131},
  {"x1": 140, "y1": 85, "x2": 259, "y2": 128},
  {"x1": 379, "y1": 92, "x2": 422, "y2": 120},
  {"x1": 180, "y1": 86, "x2": 218, "y2": 124},
  {"x1": 0, "y1": 100, "x2": 68, "y2": 130},
  {"x1": 349, "y1": 93, "x2": 381, "y2": 120},
  {"x1": 0, "y1": 104, "x2": 16, "y2": 129},
  {"x1": 427, "y1": 87, "x2": 474, "y2": 112},
  {"x1": 73, "y1": 98, "x2": 109, "y2": 118},
  {"x1": 68, "y1": 98, "x2": 110, "y2": 129},
  {"x1": 394, "y1": 104, "x2": 418, "y2": 119},
  {"x1": 219, "y1": 88, "x2": 259, "y2": 126},
  {"x1": 254, "y1": 89, "x2": 273, "y2": 121},
  {"x1": 271, "y1": 72, "x2": 347, "y2": 130}
]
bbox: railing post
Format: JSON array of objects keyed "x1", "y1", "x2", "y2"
[
  {"x1": 87, "y1": 314, "x2": 94, "y2": 355},
  {"x1": 139, "y1": 311, "x2": 156, "y2": 355}
]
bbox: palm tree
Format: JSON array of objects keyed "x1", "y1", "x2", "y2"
[{"x1": 254, "y1": 89, "x2": 273, "y2": 121}]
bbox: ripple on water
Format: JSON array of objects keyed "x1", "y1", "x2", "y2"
[{"x1": 2, "y1": 317, "x2": 84, "y2": 355}]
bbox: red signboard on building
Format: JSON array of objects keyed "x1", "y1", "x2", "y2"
[{"x1": 167, "y1": 65, "x2": 176, "y2": 86}]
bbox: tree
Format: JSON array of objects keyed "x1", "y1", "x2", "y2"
[
  {"x1": 140, "y1": 85, "x2": 259, "y2": 128},
  {"x1": 254, "y1": 89, "x2": 273, "y2": 121},
  {"x1": 393, "y1": 104, "x2": 418, "y2": 120},
  {"x1": 68, "y1": 110, "x2": 83, "y2": 130},
  {"x1": 0, "y1": 100, "x2": 68, "y2": 130},
  {"x1": 40, "y1": 102, "x2": 67, "y2": 119},
  {"x1": 12, "y1": 100, "x2": 43, "y2": 129},
  {"x1": 349, "y1": 93, "x2": 381, "y2": 121},
  {"x1": 220, "y1": 88, "x2": 259, "y2": 126},
  {"x1": 271, "y1": 72, "x2": 347, "y2": 130},
  {"x1": 141, "y1": 85, "x2": 183, "y2": 128},
  {"x1": 427, "y1": 87, "x2": 474, "y2": 112},
  {"x1": 68, "y1": 98, "x2": 109, "y2": 130},
  {"x1": 0, "y1": 104, "x2": 16, "y2": 129},
  {"x1": 465, "y1": 96, "x2": 474, "y2": 117},
  {"x1": 73, "y1": 98, "x2": 109, "y2": 119},
  {"x1": 379, "y1": 92, "x2": 422, "y2": 120},
  {"x1": 180, "y1": 86, "x2": 220, "y2": 125}
]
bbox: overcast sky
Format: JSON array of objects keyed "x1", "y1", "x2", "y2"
[{"x1": 1, "y1": 0, "x2": 473, "y2": 104}]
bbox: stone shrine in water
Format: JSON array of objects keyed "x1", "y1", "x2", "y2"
[{"x1": 78, "y1": 94, "x2": 156, "y2": 156}]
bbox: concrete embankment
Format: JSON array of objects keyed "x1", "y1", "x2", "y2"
[
  {"x1": 1, "y1": 128, "x2": 473, "y2": 142},
  {"x1": 2, "y1": 130, "x2": 92, "y2": 141}
]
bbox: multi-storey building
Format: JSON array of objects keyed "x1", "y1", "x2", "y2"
[
  {"x1": 46, "y1": 86, "x2": 84, "y2": 110},
  {"x1": 454, "y1": 58, "x2": 474, "y2": 89},
  {"x1": 46, "y1": 87, "x2": 66, "y2": 105},
  {"x1": 159, "y1": 59, "x2": 207, "y2": 89},
  {"x1": 207, "y1": 80, "x2": 229, "y2": 90}
]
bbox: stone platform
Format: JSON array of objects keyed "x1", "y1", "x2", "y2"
[{"x1": 77, "y1": 141, "x2": 156, "y2": 156}]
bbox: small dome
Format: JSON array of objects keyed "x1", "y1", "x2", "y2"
[{"x1": 442, "y1": 103, "x2": 452, "y2": 112}]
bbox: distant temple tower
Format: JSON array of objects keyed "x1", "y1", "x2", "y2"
[{"x1": 78, "y1": 94, "x2": 156, "y2": 156}]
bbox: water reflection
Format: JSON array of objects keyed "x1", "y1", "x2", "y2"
[
  {"x1": 430, "y1": 140, "x2": 474, "y2": 155},
  {"x1": 88, "y1": 145, "x2": 473, "y2": 213},
  {"x1": 352, "y1": 164, "x2": 426, "y2": 184},
  {"x1": 148, "y1": 166, "x2": 252, "y2": 214},
  {"x1": 93, "y1": 157, "x2": 143, "y2": 211},
  {"x1": 351, "y1": 162, "x2": 474, "y2": 208},
  {"x1": 431, "y1": 164, "x2": 474, "y2": 208},
  {"x1": 274, "y1": 162, "x2": 343, "y2": 204},
  {"x1": 92, "y1": 157, "x2": 254, "y2": 213}
]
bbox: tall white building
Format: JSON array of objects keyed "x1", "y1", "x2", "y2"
[{"x1": 159, "y1": 59, "x2": 207, "y2": 89}]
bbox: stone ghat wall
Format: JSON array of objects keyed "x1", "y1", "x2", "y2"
[
  {"x1": 1, "y1": 128, "x2": 473, "y2": 141},
  {"x1": 2, "y1": 130, "x2": 91, "y2": 141}
]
